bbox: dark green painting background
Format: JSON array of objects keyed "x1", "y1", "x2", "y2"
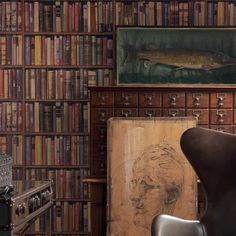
[{"x1": 117, "y1": 28, "x2": 236, "y2": 84}]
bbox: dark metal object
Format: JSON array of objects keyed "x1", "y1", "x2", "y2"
[{"x1": 152, "y1": 127, "x2": 236, "y2": 236}]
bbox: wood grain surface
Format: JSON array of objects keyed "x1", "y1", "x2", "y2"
[{"x1": 107, "y1": 117, "x2": 197, "y2": 236}]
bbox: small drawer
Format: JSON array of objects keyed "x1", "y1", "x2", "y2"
[
  {"x1": 91, "y1": 125, "x2": 107, "y2": 141},
  {"x1": 210, "y1": 125, "x2": 234, "y2": 134},
  {"x1": 115, "y1": 92, "x2": 138, "y2": 107},
  {"x1": 210, "y1": 109, "x2": 233, "y2": 125},
  {"x1": 162, "y1": 92, "x2": 185, "y2": 108},
  {"x1": 162, "y1": 109, "x2": 185, "y2": 117},
  {"x1": 139, "y1": 92, "x2": 161, "y2": 108},
  {"x1": 91, "y1": 92, "x2": 114, "y2": 107},
  {"x1": 114, "y1": 108, "x2": 138, "y2": 117},
  {"x1": 90, "y1": 157, "x2": 106, "y2": 175},
  {"x1": 92, "y1": 142, "x2": 107, "y2": 157},
  {"x1": 91, "y1": 108, "x2": 114, "y2": 124},
  {"x1": 187, "y1": 93, "x2": 209, "y2": 108},
  {"x1": 210, "y1": 93, "x2": 233, "y2": 108},
  {"x1": 139, "y1": 109, "x2": 161, "y2": 118},
  {"x1": 187, "y1": 109, "x2": 209, "y2": 125}
]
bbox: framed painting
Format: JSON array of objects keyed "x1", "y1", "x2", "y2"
[{"x1": 116, "y1": 28, "x2": 236, "y2": 86}]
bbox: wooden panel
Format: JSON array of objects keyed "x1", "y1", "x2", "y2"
[
  {"x1": 114, "y1": 108, "x2": 138, "y2": 117},
  {"x1": 107, "y1": 117, "x2": 197, "y2": 236},
  {"x1": 162, "y1": 109, "x2": 185, "y2": 117},
  {"x1": 91, "y1": 108, "x2": 114, "y2": 124},
  {"x1": 162, "y1": 92, "x2": 185, "y2": 108},
  {"x1": 115, "y1": 92, "x2": 138, "y2": 107},
  {"x1": 139, "y1": 92, "x2": 161, "y2": 108},
  {"x1": 187, "y1": 93, "x2": 209, "y2": 108},
  {"x1": 210, "y1": 109, "x2": 233, "y2": 125},
  {"x1": 210, "y1": 92, "x2": 233, "y2": 108},
  {"x1": 139, "y1": 108, "x2": 161, "y2": 118},
  {"x1": 91, "y1": 91, "x2": 114, "y2": 107},
  {"x1": 187, "y1": 109, "x2": 209, "y2": 125}
]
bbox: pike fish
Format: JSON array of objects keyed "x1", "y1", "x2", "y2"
[{"x1": 137, "y1": 49, "x2": 236, "y2": 71}]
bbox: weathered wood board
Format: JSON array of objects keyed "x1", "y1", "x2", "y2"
[{"x1": 107, "y1": 117, "x2": 197, "y2": 236}]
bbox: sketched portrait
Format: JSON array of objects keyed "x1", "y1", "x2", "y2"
[{"x1": 129, "y1": 141, "x2": 184, "y2": 231}]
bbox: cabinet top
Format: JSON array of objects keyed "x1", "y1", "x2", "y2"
[{"x1": 88, "y1": 86, "x2": 236, "y2": 92}]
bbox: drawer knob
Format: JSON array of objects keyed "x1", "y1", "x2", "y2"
[
  {"x1": 218, "y1": 96, "x2": 224, "y2": 107},
  {"x1": 193, "y1": 97, "x2": 200, "y2": 107},
  {"x1": 144, "y1": 94, "x2": 154, "y2": 106},
  {"x1": 145, "y1": 110, "x2": 154, "y2": 117},
  {"x1": 192, "y1": 110, "x2": 202, "y2": 119},
  {"x1": 169, "y1": 94, "x2": 178, "y2": 107},
  {"x1": 217, "y1": 112, "x2": 225, "y2": 124},
  {"x1": 169, "y1": 110, "x2": 178, "y2": 117},
  {"x1": 121, "y1": 110, "x2": 131, "y2": 117}
]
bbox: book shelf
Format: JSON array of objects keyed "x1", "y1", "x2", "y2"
[
  {"x1": 0, "y1": 0, "x2": 111, "y2": 235},
  {"x1": 2, "y1": 0, "x2": 236, "y2": 235}
]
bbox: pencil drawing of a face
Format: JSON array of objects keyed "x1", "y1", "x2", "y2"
[{"x1": 129, "y1": 141, "x2": 184, "y2": 230}]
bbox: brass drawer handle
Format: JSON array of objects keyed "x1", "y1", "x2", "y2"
[
  {"x1": 192, "y1": 110, "x2": 202, "y2": 119},
  {"x1": 169, "y1": 94, "x2": 178, "y2": 107},
  {"x1": 121, "y1": 110, "x2": 131, "y2": 117},
  {"x1": 193, "y1": 96, "x2": 200, "y2": 107},
  {"x1": 121, "y1": 93, "x2": 131, "y2": 106},
  {"x1": 98, "y1": 93, "x2": 106, "y2": 106},
  {"x1": 99, "y1": 111, "x2": 106, "y2": 122},
  {"x1": 217, "y1": 96, "x2": 224, "y2": 107},
  {"x1": 217, "y1": 111, "x2": 225, "y2": 124},
  {"x1": 145, "y1": 110, "x2": 155, "y2": 117},
  {"x1": 144, "y1": 93, "x2": 154, "y2": 106},
  {"x1": 169, "y1": 110, "x2": 178, "y2": 117}
]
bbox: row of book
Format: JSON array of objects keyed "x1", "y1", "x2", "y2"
[
  {"x1": 25, "y1": 68, "x2": 112, "y2": 100},
  {"x1": 25, "y1": 35, "x2": 113, "y2": 66},
  {"x1": 0, "y1": 2, "x2": 22, "y2": 32},
  {"x1": 0, "y1": 135, "x2": 22, "y2": 165},
  {"x1": 25, "y1": 1, "x2": 112, "y2": 33},
  {"x1": 25, "y1": 102, "x2": 89, "y2": 133},
  {"x1": 0, "y1": 102, "x2": 22, "y2": 131},
  {"x1": 13, "y1": 168, "x2": 23, "y2": 180},
  {"x1": 116, "y1": 1, "x2": 236, "y2": 26},
  {"x1": 0, "y1": 102, "x2": 89, "y2": 132},
  {"x1": 0, "y1": 69, "x2": 22, "y2": 99},
  {"x1": 0, "y1": 36, "x2": 22, "y2": 65},
  {"x1": 48, "y1": 169, "x2": 89, "y2": 199},
  {"x1": 27, "y1": 202, "x2": 90, "y2": 233},
  {"x1": 25, "y1": 168, "x2": 89, "y2": 198},
  {"x1": 25, "y1": 136, "x2": 89, "y2": 166},
  {"x1": 0, "y1": 68, "x2": 112, "y2": 100}
]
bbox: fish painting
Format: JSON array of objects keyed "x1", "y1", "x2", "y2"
[{"x1": 137, "y1": 49, "x2": 236, "y2": 71}]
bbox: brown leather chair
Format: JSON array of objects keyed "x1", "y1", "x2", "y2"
[{"x1": 151, "y1": 127, "x2": 236, "y2": 236}]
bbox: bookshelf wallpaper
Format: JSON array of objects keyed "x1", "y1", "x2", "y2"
[{"x1": 1, "y1": 0, "x2": 236, "y2": 235}]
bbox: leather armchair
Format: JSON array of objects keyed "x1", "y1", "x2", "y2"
[{"x1": 151, "y1": 127, "x2": 236, "y2": 236}]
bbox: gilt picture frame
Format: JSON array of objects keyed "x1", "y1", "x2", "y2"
[{"x1": 116, "y1": 28, "x2": 236, "y2": 86}]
